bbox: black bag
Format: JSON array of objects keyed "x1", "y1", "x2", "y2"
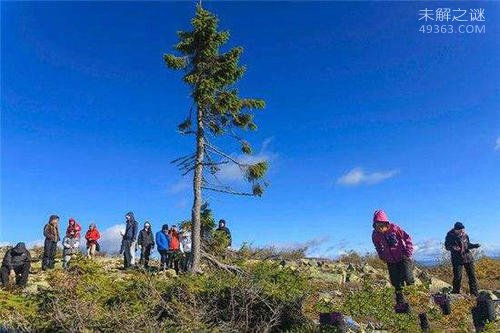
[
  {"x1": 418, "y1": 313, "x2": 430, "y2": 332},
  {"x1": 319, "y1": 312, "x2": 346, "y2": 332},
  {"x1": 95, "y1": 242, "x2": 101, "y2": 252},
  {"x1": 477, "y1": 295, "x2": 496, "y2": 322},
  {"x1": 432, "y1": 293, "x2": 451, "y2": 315},
  {"x1": 394, "y1": 301, "x2": 411, "y2": 314}
]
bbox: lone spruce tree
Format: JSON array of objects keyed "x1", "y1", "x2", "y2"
[{"x1": 164, "y1": 5, "x2": 268, "y2": 273}]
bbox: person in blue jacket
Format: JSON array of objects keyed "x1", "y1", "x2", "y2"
[{"x1": 156, "y1": 224, "x2": 170, "y2": 271}]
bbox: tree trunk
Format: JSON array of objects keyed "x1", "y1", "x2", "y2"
[{"x1": 190, "y1": 106, "x2": 204, "y2": 273}]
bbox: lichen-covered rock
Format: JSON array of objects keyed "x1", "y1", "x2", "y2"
[
  {"x1": 428, "y1": 277, "x2": 452, "y2": 293},
  {"x1": 346, "y1": 272, "x2": 361, "y2": 283},
  {"x1": 478, "y1": 290, "x2": 498, "y2": 300},
  {"x1": 310, "y1": 270, "x2": 346, "y2": 284},
  {"x1": 362, "y1": 264, "x2": 377, "y2": 274}
]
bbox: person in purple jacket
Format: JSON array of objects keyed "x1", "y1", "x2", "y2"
[{"x1": 372, "y1": 210, "x2": 414, "y2": 303}]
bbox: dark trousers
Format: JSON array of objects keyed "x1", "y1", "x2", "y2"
[
  {"x1": 122, "y1": 239, "x2": 132, "y2": 268},
  {"x1": 169, "y1": 250, "x2": 180, "y2": 274},
  {"x1": 1, "y1": 263, "x2": 30, "y2": 287},
  {"x1": 139, "y1": 245, "x2": 152, "y2": 267},
  {"x1": 159, "y1": 249, "x2": 170, "y2": 270},
  {"x1": 42, "y1": 239, "x2": 57, "y2": 270},
  {"x1": 452, "y1": 262, "x2": 478, "y2": 296},
  {"x1": 387, "y1": 260, "x2": 415, "y2": 293},
  {"x1": 182, "y1": 251, "x2": 192, "y2": 272}
]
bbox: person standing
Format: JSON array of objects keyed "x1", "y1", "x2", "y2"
[
  {"x1": 371, "y1": 210, "x2": 414, "y2": 304},
  {"x1": 85, "y1": 223, "x2": 100, "y2": 259},
  {"x1": 62, "y1": 229, "x2": 80, "y2": 268},
  {"x1": 1, "y1": 242, "x2": 31, "y2": 288},
  {"x1": 445, "y1": 222, "x2": 480, "y2": 296},
  {"x1": 156, "y1": 224, "x2": 170, "y2": 271},
  {"x1": 42, "y1": 215, "x2": 60, "y2": 270},
  {"x1": 180, "y1": 224, "x2": 192, "y2": 272},
  {"x1": 122, "y1": 212, "x2": 138, "y2": 269},
  {"x1": 168, "y1": 225, "x2": 182, "y2": 274},
  {"x1": 137, "y1": 221, "x2": 155, "y2": 268},
  {"x1": 66, "y1": 218, "x2": 82, "y2": 238},
  {"x1": 215, "y1": 219, "x2": 232, "y2": 248}
]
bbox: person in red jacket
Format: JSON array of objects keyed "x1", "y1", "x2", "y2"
[
  {"x1": 66, "y1": 218, "x2": 82, "y2": 238},
  {"x1": 85, "y1": 223, "x2": 100, "y2": 258},
  {"x1": 168, "y1": 225, "x2": 181, "y2": 274}
]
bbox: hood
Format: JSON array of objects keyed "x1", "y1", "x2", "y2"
[
  {"x1": 373, "y1": 210, "x2": 389, "y2": 224},
  {"x1": 13, "y1": 242, "x2": 27, "y2": 254},
  {"x1": 126, "y1": 211, "x2": 135, "y2": 222},
  {"x1": 69, "y1": 218, "x2": 76, "y2": 225},
  {"x1": 49, "y1": 215, "x2": 59, "y2": 224}
]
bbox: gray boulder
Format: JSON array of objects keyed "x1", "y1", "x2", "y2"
[{"x1": 428, "y1": 277, "x2": 452, "y2": 293}]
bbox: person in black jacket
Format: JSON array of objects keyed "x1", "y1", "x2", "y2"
[
  {"x1": 445, "y1": 222, "x2": 480, "y2": 296},
  {"x1": 137, "y1": 221, "x2": 155, "y2": 268},
  {"x1": 215, "y1": 219, "x2": 232, "y2": 248},
  {"x1": 1, "y1": 242, "x2": 31, "y2": 287},
  {"x1": 122, "y1": 211, "x2": 138, "y2": 269}
]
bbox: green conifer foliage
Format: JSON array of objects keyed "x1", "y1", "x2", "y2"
[{"x1": 165, "y1": 5, "x2": 268, "y2": 272}]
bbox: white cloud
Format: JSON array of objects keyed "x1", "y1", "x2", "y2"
[
  {"x1": 337, "y1": 167, "x2": 398, "y2": 186},
  {"x1": 495, "y1": 137, "x2": 500, "y2": 151},
  {"x1": 480, "y1": 244, "x2": 500, "y2": 258},
  {"x1": 176, "y1": 198, "x2": 189, "y2": 209},
  {"x1": 168, "y1": 178, "x2": 191, "y2": 194},
  {"x1": 217, "y1": 138, "x2": 277, "y2": 183},
  {"x1": 276, "y1": 236, "x2": 331, "y2": 252},
  {"x1": 413, "y1": 239, "x2": 445, "y2": 259},
  {"x1": 263, "y1": 236, "x2": 332, "y2": 258},
  {"x1": 26, "y1": 239, "x2": 45, "y2": 248},
  {"x1": 97, "y1": 224, "x2": 125, "y2": 254},
  {"x1": 217, "y1": 154, "x2": 268, "y2": 182}
]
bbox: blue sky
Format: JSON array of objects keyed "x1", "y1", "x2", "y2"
[{"x1": 1, "y1": 2, "x2": 499, "y2": 259}]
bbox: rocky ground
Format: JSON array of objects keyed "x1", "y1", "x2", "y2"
[{"x1": 1, "y1": 246, "x2": 499, "y2": 332}]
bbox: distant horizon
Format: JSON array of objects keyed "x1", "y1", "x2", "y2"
[{"x1": 1, "y1": 2, "x2": 499, "y2": 259}]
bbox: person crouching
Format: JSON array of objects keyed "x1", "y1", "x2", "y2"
[{"x1": 1, "y1": 242, "x2": 31, "y2": 288}]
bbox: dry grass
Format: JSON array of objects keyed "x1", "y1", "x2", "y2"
[{"x1": 428, "y1": 257, "x2": 500, "y2": 291}]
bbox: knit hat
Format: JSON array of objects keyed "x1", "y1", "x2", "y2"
[
  {"x1": 162, "y1": 224, "x2": 169, "y2": 231},
  {"x1": 373, "y1": 210, "x2": 389, "y2": 223},
  {"x1": 454, "y1": 222, "x2": 465, "y2": 230}
]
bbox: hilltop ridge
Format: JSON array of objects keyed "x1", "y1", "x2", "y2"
[{"x1": 0, "y1": 246, "x2": 498, "y2": 332}]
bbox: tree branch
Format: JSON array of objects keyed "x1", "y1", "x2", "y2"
[
  {"x1": 202, "y1": 186, "x2": 254, "y2": 196},
  {"x1": 201, "y1": 251, "x2": 243, "y2": 274}
]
